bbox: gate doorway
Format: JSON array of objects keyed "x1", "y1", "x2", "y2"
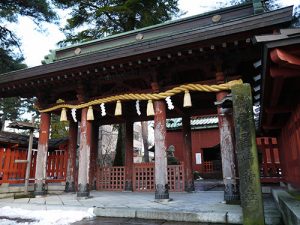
[{"x1": 202, "y1": 145, "x2": 222, "y2": 179}]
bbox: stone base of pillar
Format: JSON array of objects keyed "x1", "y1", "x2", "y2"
[
  {"x1": 65, "y1": 181, "x2": 76, "y2": 192},
  {"x1": 77, "y1": 183, "x2": 90, "y2": 197},
  {"x1": 185, "y1": 180, "x2": 195, "y2": 192},
  {"x1": 155, "y1": 184, "x2": 169, "y2": 200},
  {"x1": 224, "y1": 183, "x2": 240, "y2": 203},
  {"x1": 34, "y1": 183, "x2": 47, "y2": 196},
  {"x1": 124, "y1": 180, "x2": 133, "y2": 191}
]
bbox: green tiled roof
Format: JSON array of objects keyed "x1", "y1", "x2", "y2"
[{"x1": 166, "y1": 116, "x2": 219, "y2": 130}]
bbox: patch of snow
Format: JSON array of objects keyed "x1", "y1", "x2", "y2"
[{"x1": 0, "y1": 206, "x2": 94, "y2": 225}]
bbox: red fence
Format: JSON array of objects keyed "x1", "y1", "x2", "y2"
[
  {"x1": 0, "y1": 148, "x2": 67, "y2": 184},
  {"x1": 97, "y1": 162, "x2": 185, "y2": 192},
  {"x1": 96, "y1": 166, "x2": 125, "y2": 191},
  {"x1": 256, "y1": 137, "x2": 282, "y2": 183}
]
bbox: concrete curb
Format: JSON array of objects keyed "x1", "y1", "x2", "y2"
[
  {"x1": 272, "y1": 189, "x2": 300, "y2": 225},
  {"x1": 93, "y1": 206, "x2": 282, "y2": 224},
  {"x1": 94, "y1": 207, "x2": 240, "y2": 224}
]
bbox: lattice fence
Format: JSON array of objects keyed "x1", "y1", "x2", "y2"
[
  {"x1": 96, "y1": 166, "x2": 125, "y2": 191},
  {"x1": 97, "y1": 163, "x2": 185, "y2": 192},
  {"x1": 167, "y1": 164, "x2": 184, "y2": 191},
  {"x1": 203, "y1": 161, "x2": 213, "y2": 173},
  {"x1": 133, "y1": 162, "x2": 155, "y2": 191}
]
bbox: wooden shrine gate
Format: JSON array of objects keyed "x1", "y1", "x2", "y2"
[
  {"x1": 96, "y1": 162, "x2": 185, "y2": 192},
  {"x1": 256, "y1": 137, "x2": 282, "y2": 183},
  {"x1": 0, "y1": 148, "x2": 68, "y2": 185}
]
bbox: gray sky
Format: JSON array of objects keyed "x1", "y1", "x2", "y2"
[{"x1": 8, "y1": 0, "x2": 297, "y2": 67}]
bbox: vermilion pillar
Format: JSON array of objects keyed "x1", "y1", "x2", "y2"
[
  {"x1": 154, "y1": 100, "x2": 169, "y2": 200},
  {"x1": 182, "y1": 116, "x2": 194, "y2": 192},
  {"x1": 65, "y1": 119, "x2": 78, "y2": 192},
  {"x1": 125, "y1": 121, "x2": 134, "y2": 191},
  {"x1": 89, "y1": 123, "x2": 99, "y2": 190},
  {"x1": 216, "y1": 71, "x2": 240, "y2": 202},
  {"x1": 34, "y1": 112, "x2": 50, "y2": 196},
  {"x1": 77, "y1": 107, "x2": 92, "y2": 197}
]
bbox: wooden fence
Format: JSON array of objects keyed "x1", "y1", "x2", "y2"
[
  {"x1": 97, "y1": 162, "x2": 185, "y2": 192},
  {"x1": 0, "y1": 148, "x2": 67, "y2": 184}
]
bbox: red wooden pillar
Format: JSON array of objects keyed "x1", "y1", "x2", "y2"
[
  {"x1": 89, "y1": 123, "x2": 99, "y2": 190},
  {"x1": 34, "y1": 112, "x2": 50, "y2": 195},
  {"x1": 125, "y1": 121, "x2": 134, "y2": 191},
  {"x1": 77, "y1": 107, "x2": 92, "y2": 197},
  {"x1": 65, "y1": 119, "x2": 78, "y2": 192},
  {"x1": 182, "y1": 116, "x2": 194, "y2": 192},
  {"x1": 154, "y1": 100, "x2": 169, "y2": 200},
  {"x1": 216, "y1": 71, "x2": 240, "y2": 202}
]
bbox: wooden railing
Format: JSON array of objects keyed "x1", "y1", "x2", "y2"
[
  {"x1": 46, "y1": 151, "x2": 68, "y2": 182},
  {"x1": 0, "y1": 148, "x2": 67, "y2": 184},
  {"x1": 97, "y1": 162, "x2": 185, "y2": 192},
  {"x1": 256, "y1": 137, "x2": 282, "y2": 183}
]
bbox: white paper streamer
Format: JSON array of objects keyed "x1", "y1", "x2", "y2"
[
  {"x1": 71, "y1": 108, "x2": 77, "y2": 122},
  {"x1": 136, "y1": 100, "x2": 141, "y2": 115},
  {"x1": 165, "y1": 96, "x2": 174, "y2": 110},
  {"x1": 100, "y1": 103, "x2": 106, "y2": 116}
]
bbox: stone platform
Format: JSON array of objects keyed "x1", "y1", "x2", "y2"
[{"x1": 0, "y1": 191, "x2": 282, "y2": 224}]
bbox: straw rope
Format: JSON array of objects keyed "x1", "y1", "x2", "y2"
[{"x1": 39, "y1": 79, "x2": 243, "y2": 112}]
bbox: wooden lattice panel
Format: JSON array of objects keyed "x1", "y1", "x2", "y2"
[
  {"x1": 203, "y1": 161, "x2": 213, "y2": 173},
  {"x1": 133, "y1": 163, "x2": 155, "y2": 191},
  {"x1": 167, "y1": 164, "x2": 184, "y2": 192},
  {"x1": 133, "y1": 162, "x2": 185, "y2": 192},
  {"x1": 96, "y1": 167, "x2": 125, "y2": 191}
]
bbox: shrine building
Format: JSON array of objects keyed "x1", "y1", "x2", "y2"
[{"x1": 0, "y1": 3, "x2": 299, "y2": 222}]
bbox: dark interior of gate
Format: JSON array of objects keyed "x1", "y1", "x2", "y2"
[{"x1": 0, "y1": 2, "x2": 296, "y2": 197}]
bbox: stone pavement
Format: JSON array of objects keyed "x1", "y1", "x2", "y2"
[{"x1": 0, "y1": 191, "x2": 282, "y2": 224}]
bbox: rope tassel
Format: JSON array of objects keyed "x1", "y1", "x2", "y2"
[
  {"x1": 147, "y1": 100, "x2": 155, "y2": 116},
  {"x1": 115, "y1": 100, "x2": 122, "y2": 116},
  {"x1": 183, "y1": 90, "x2": 192, "y2": 107},
  {"x1": 87, "y1": 106, "x2": 94, "y2": 121},
  {"x1": 60, "y1": 108, "x2": 68, "y2": 122}
]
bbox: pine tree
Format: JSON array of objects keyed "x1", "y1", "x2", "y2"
[{"x1": 54, "y1": 0, "x2": 181, "y2": 46}]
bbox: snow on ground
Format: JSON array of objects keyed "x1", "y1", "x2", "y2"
[{"x1": 0, "y1": 206, "x2": 94, "y2": 225}]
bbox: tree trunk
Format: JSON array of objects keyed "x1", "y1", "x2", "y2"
[
  {"x1": 113, "y1": 124, "x2": 126, "y2": 166},
  {"x1": 141, "y1": 121, "x2": 149, "y2": 162}
]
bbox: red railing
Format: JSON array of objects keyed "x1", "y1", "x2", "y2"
[
  {"x1": 97, "y1": 162, "x2": 185, "y2": 192},
  {"x1": 0, "y1": 148, "x2": 67, "y2": 184},
  {"x1": 256, "y1": 137, "x2": 282, "y2": 183},
  {"x1": 46, "y1": 151, "x2": 68, "y2": 182}
]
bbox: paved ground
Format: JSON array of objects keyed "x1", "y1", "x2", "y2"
[{"x1": 0, "y1": 191, "x2": 282, "y2": 224}]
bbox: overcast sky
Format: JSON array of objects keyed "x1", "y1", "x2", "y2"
[{"x1": 8, "y1": 0, "x2": 297, "y2": 67}]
